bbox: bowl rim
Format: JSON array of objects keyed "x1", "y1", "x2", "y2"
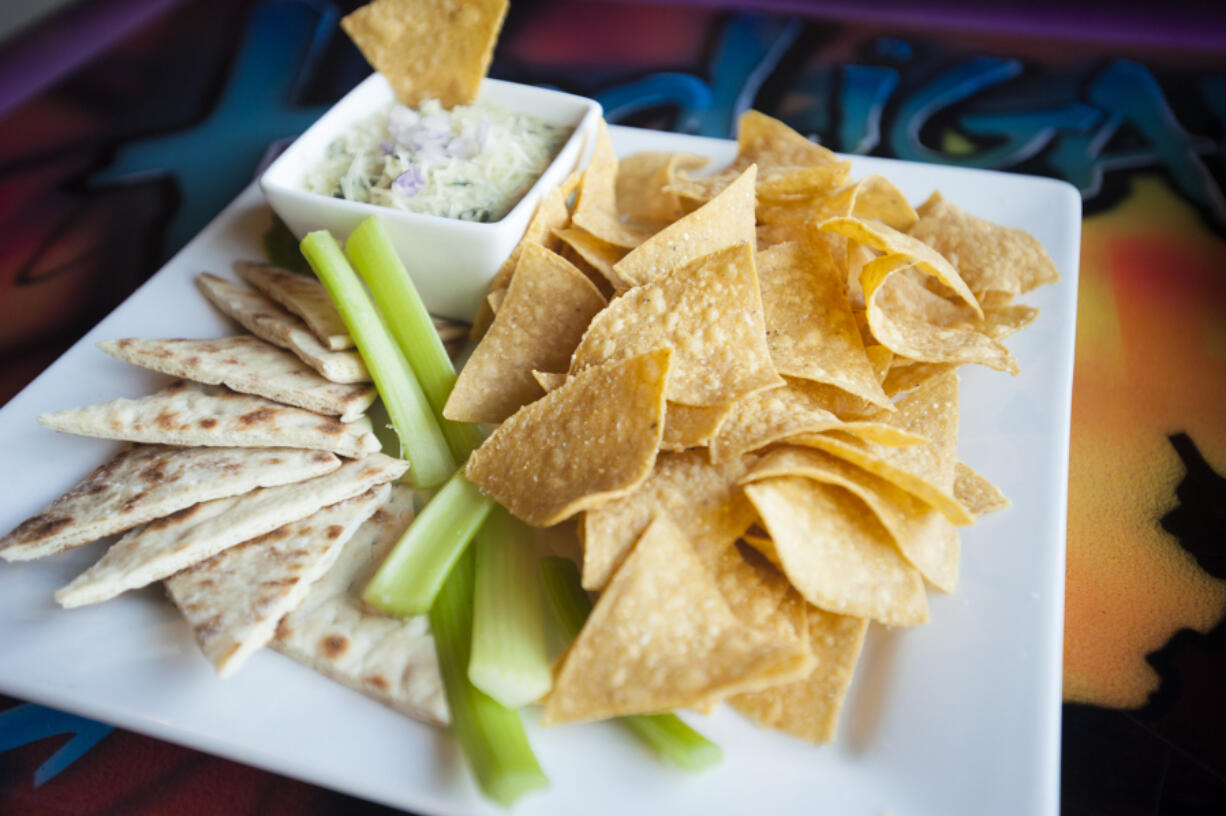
[{"x1": 258, "y1": 73, "x2": 602, "y2": 232}]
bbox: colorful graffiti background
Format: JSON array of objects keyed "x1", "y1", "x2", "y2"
[{"x1": 1, "y1": 0, "x2": 1224, "y2": 812}]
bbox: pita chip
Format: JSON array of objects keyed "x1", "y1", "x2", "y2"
[
  {"x1": 274, "y1": 485, "x2": 448, "y2": 725},
  {"x1": 0, "y1": 445, "x2": 340, "y2": 562},
  {"x1": 235, "y1": 261, "x2": 352, "y2": 349},
  {"x1": 197, "y1": 273, "x2": 370, "y2": 384},
  {"x1": 98, "y1": 336, "x2": 377, "y2": 422},
  {"x1": 166, "y1": 485, "x2": 389, "y2": 677},
  {"x1": 39, "y1": 380, "x2": 380, "y2": 459},
  {"x1": 56, "y1": 454, "x2": 408, "y2": 607}
]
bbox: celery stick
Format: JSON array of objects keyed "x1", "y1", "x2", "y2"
[
  {"x1": 300, "y1": 231, "x2": 455, "y2": 488},
  {"x1": 469, "y1": 506, "x2": 552, "y2": 708},
  {"x1": 363, "y1": 470, "x2": 493, "y2": 616},
  {"x1": 431, "y1": 545, "x2": 549, "y2": 807},
  {"x1": 345, "y1": 217, "x2": 483, "y2": 460},
  {"x1": 539, "y1": 556, "x2": 722, "y2": 771}
]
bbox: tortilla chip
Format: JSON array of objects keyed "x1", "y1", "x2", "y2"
[
  {"x1": 612, "y1": 164, "x2": 757, "y2": 287},
  {"x1": 730, "y1": 607, "x2": 868, "y2": 743},
  {"x1": 444, "y1": 242, "x2": 606, "y2": 423},
  {"x1": 581, "y1": 450, "x2": 756, "y2": 591},
  {"x1": 166, "y1": 485, "x2": 388, "y2": 677},
  {"x1": 814, "y1": 175, "x2": 918, "y2": 232},
  {"x1": 861, "y1": 254, "x2": 1018, "y2": 374},
  {"x1": 745, "y1": 446, "x2": 960, "y2": 592},
  {"x1": 341, "y1": 0, "x2": 508, "y2": 108},
  {"x1": 756, "y1": 240, "x2": 890, "y2": 408},
  {"x1": 661, "y1": 402, "x2": 732, "y2": 452},
  {"x1": 819, "y1": 215, "x2": 983, "y2": 317},
  {"x1": 709, "y1": 378, "x2": 923, "y2": 465},
  {"x1": 0, "y1": 446, "x2": 340, "y2": 562},
  {"x1": 571, "y1": 121, "x2": 662, "y2": 248},
  {"x1": 466, "y1": 349, "x2": 670, "y2": 526},
  {"x1": 553, "y1": 227, "x2": 630, "y2": 290},
  {"x1": 792, "y1": 371, "x2": 972, "y2": 526},
  {"x1": 910, "y1": 193, "x2": 1059, "y2": 297},
  {"x1": 744, "y1": 477, "x2": 928, "y2": 626},
  {"x1": 532, "y1": 370, "x2": 567, "y2": 392},
  {"x1": 543, "y1": 515, "x2": 810, "y2": 724},
  {"x1": 954, "y1": 461, "x2": 1010, "y2": 518},
  {"x1": 881, "y1": 359, "x2": 955, "y2": 398},
  {"x1": 572, "y1": 243, "x2": 782, "y2": 407},
  {"x1": 616, "y1": 151, "x2": 709, "y2": 221}
]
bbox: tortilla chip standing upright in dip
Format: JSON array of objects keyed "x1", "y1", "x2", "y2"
[{"x1": 341, "y1": 0, "x2": 509, "y2": 107}]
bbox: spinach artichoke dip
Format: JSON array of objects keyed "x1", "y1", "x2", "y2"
[{"x1": 307, "y1": 98, "x2": 570, "y2": 223}]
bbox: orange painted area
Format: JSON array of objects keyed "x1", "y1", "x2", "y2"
[{"x1": 1063, "y1": 175, "x2": 1226, "y2": 708}]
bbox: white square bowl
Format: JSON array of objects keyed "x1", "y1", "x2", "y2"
[{"x1": 260, "y1": 73, "x2": 602, "y2": 320}]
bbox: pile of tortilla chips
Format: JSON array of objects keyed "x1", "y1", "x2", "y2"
[{"x1": 450, "y1": 112, "x2": 1057, "y2": 743}]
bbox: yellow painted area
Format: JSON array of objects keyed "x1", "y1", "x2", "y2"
[{"x1": 1063, "y1": 174, "x2": 1226, "y2": 708}]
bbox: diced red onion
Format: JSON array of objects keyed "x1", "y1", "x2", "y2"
[
  {"x1": 445, "y1": 136, "x2": 478, "y2": 160},
  {"x1": 392, "y1": 165, "x2": 425, "y2": 197}
]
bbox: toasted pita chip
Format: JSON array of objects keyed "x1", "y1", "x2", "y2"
[
  {"x1": 341, "y1": 0, "x2": 508, "y2": 108},
  {"x1": 573, "y1": 243, "x2": 782, "y2": 407},
  {"x1": 744, "y1": 477, "x2": 928, "y2": 625},
  {"x1": 745, "y1": 446, "x2": 959, "y2": 592},
  {"x1": 466, "y1": 349, "x2": 670, "y2": 526},
  {"x1": 98, "y1": 337, "x2": 377, "y2": 422},
  {"x1": 166, "y1": 485, "x2": 388, "y2": 677},
  {"x1": 38, "y1": 380, "x2": 380, "y2": 459},
  {"x1": 235, "y1": 261, "x2": 353, "y2": 350},
  {"x1": 954, "y1": 461, "x2": 1010, "y2": 518},
  {"x1": 197, "y1": 273, "x2": 370, "y2": 384},
  {"x1": 571, "y1": 121, "x2": 662, "y2": 249},
  {"x1": 661, "y1": 402, "x2": 732, "y2": 451},
  {"x1": 709, "y1": 378, "x2": 923, "y2": 464},
  {"x1": 0, "y1": 446, "x2": 340, "y2": 562},
  {"x1": 730, "y1": 607, "x2": 868, "y2": 743},
  {"x1": 543, "y1": 515, "x2": 810, "y2": 724},
  {"x1": 860, "y1": 256, "x2": 1018, "y2": 374},
  {"x1": 274, "y1": 484, "x2": 448, "y2": 725},
  {"x1": 445, "y1": 243, "x2": 606, "y2": 424},
  {"x1": 910, "y1": 192, "x2": 1059, "y2": 297},
  {"x1": 757, "y1": 240, "x2": 890, "y2": 408},
  {"x1": 792, "y1": 372, "x2": 971, "y2": 526},
  {"x1": 581, "y1": 450, "x2": 757, "y2": 591},
  {"x1": 616, "y1": 151, "x2": 709, "y2": 221},
  {"x1": 56, "y1": 454, "x2": 408, "y2": 608},
  {"x1": 819, "y1": 215, "x2": 982, "y2": 317},
  {"x1": 612, "y1": 165, "x2": 757, "y2": 287}
]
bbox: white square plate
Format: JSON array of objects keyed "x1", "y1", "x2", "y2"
[{"x1": 0, "y1": 125, "x2": 1078, "y2": 816}]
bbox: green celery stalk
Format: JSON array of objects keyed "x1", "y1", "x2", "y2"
[
  {"x1": 345, "y1": 217, "x2": 483, "y2": 460},
  {"x1": 300, "y1": 231, "x2": 455, "y2": 488},
  {"x1": 431, "y1": 545, "x2": 549, "y2": 807},
  {"x1": 469, "y1": 506, "x2": 552, "y2": 708},
  {"x1": 539, "y1": 556, "x2": 723, "y2": 772},
  {"x1": 363, "y1": 470, "x2": 493, "y2": 616}
]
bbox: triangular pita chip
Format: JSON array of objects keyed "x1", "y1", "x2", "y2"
[
  {"x1": 38, "y1": 380, "x2": 380, "y2": 459},
  {"x1": 466, "y1": 349, "x2": 670, "y2": 526},
  {"x1": 197, "y1": 273, "x2": 370, "y2": 384},
  {"x1": 166, "y1": 485, "x2": 389, "y2": 677},
  {"x1": 0, "y1": 445, "x2": 340, "y2": 562},
  {"x1": 98, "y1": 337, "x2": 377, "y2": 421},
  {"x1": 444, "y1": 242, "x2": 606, "y2": 424},
  {"x1": 572, "y1": 243, "x2": 782, "y2": 407},
  {"x1": 235, "y1": 261, "x2": 353, "y2": 349},
  {"x1": 543, "y1": 515, "x2": 810, "y2": 724},
  {"x1": 274, "y1": 485, "x2": 448, "y2": 725},
  {"x1": 56, "y1": 454, "x2": 408, "y2": 607}
]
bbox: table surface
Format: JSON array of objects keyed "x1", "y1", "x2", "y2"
[{"x1": 1, "y1": 1, "x2": 1224, "y2": 814}]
